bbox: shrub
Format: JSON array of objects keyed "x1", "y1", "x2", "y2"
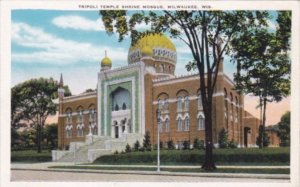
[
  {"x1": 143, "y1": 131, "x2": 152, "y2": 151},
  {"x1": 94, "y1": 148, "x2": 290, "y2": 165},
  {"x1": 114, "y1": 150, "x2": 119, "y2": 155},
  {"x1": 125, "y1": 144, "x2": 131, "y2": 153},
  {"x1": 193, "y1": 138, "x2": 205, "y2": 149},
  {"x1": 218, "y1": 128, "x2": 229, "y2": 148},
  {"x1": 183, "y1": 140, "x2": 190, "y2": 150},
  {"x1": 134, "y1": 140, "x2": 140, "y2": 151},
  {"x1": 167, "y1": 140, "x2": 175, "y2": 150},
  {"x1": 228, "y1": 140, "x2": 238, "y2": 148}
]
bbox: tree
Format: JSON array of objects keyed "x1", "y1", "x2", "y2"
[
  {"x1": 218, "y1": 128, "x2": 229, "y2": 148},
  {"x1": 100, "y1": 10, "x2": 272, "y2": 170},
  {"x1": 143, "y1": 131, "x2": 152, "y2": 151},
  {"x1": 134, "y1": 140, "x2": 141, "y2": 151},
  {"x1": 277, "y1": 111, "x2": 290, "y2": 146},
  {"x1": 43, "y1": 123, "x2": 58, "y2": 149},
  {"x1": 256, "y1": 125, "x2": 270, "y2": 147},
  {"x1": 231, "y1": 11, "x2": 291, "y2": 148},
  {"x1": 11, "y1": 78, "x2": 59, "y2": 153}
]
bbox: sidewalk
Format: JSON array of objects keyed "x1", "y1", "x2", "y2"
[{"x1": 11, "y1": 162, "x2": 290, "y2": 180}]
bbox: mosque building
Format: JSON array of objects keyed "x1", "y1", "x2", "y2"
[{"x1": 54, "y1": 33, "x2": 260, "y2": 162}]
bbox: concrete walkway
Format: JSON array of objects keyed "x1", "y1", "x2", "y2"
[{"x1": 11, "y1": 162, "x2": 290, "y2": 180}]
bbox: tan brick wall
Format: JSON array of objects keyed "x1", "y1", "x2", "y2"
[{"x1": 58, "y1": 96, "x2": 97, "y2": 149}]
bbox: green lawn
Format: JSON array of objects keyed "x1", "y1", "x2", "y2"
[
  {"x1": 94, "y1": 147, "x2": 290, "y2": 165},
  {"x1": 49, "y1": 165, "x2": 290, "y2": 174},
  {"x1": 11, "y1": 150, "x2": 52, "y2": 163}
]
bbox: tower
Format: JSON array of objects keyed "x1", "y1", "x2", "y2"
[{"x1": 58, "y1": 73, "x2": 65, "y2": 101}]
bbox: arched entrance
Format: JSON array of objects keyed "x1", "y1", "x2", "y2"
[{"x1": 110, "y1": 87, "x2": 132, "y2": 138}]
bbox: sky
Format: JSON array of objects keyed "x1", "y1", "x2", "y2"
[{"x1": 11, "y1": 10, "x2": 289, "y2": 125}]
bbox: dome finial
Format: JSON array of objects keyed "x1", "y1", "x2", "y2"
[{"x1": 105, "y1": 50, "x2": 107, "y2": 57}]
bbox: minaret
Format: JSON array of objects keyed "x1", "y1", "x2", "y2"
[{"x1": 58, "y1": 73, "x2": 65, "y2": 101}]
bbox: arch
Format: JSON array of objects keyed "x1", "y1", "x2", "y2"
[
  {"x1": 183, "y1": 113, "x2": 190, "y2": 119},
  {"x1": 76, "y1": 105, "x2": 84, "y2": 111},
  {"x1": 176, "y1": 89, "x2": 189, "y2": 97},
  {"x1": 157, "y1": 92, "x2": 169, "y2": 100},
  {"x1": 176, "y1": 114, "x2": 184, "y2": 120},
  {"x1": 65, "y1": 107, "x2": 72, "y2": 113},
  {"x1": 197, "y1": 112, "x2": 205, "y2": 130},
  {"x1": 111, "y1": 87, "x2": 131, "y2": 111},
  {"x1": 197, "y1": 112, "x2": 205, "y2": 119},
  {"x1": 88, "y1": 103, "x2": 96, "y2": 110}
]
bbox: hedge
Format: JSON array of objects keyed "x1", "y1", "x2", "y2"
[
  {"x1": 11, "y1": 150, "x2": 52, "y2": 162},
  {"x1": 94, "y1": 147, "x2": 290, "y2": 165}
]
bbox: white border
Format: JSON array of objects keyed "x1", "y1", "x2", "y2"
[{"x1": 1, "y1": 1, "x2": 299, "y2": 187}]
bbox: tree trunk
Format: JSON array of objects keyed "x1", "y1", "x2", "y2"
[
  {"x1": 259, "y1": 96, "x2": 263, "y2": 149},
  {"x1": 201, "y1": 101, "x2": 216, "y2": 170},
  {"x1": 37, "y1": 124, "x2": 42, "y2": 153},
  {"x1": 262, "y1": 98, "x2": 267, "y2": 147}
]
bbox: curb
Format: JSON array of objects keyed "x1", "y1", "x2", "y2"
[{"x1": 11, "y1": 168, "x2": 290, "y2": 180}]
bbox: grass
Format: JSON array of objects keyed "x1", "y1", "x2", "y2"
[
  {"x1": 49, "y1": 165, "x2": 290, "y2": 174},
  {"x1": 11, "y1": 150, "x2": 52, "y2": 163},
  {"x1": 94, "y1": 147, "x2": 290, "y2": 165}
]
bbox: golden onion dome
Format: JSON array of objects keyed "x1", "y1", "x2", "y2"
[
  {"x1": 128, "y1": 33, "x2": 177, "y2": 65},
  {"x1": 101, "y1": 51, "x2": 112, "y2": 67}
]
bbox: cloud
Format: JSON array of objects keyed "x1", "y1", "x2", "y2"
[
  {"x1": 12, "y1": 22, "x2": 127, "y2": 65},
  {"x1": 52, "y1": 15, "x2": 105, "y2": 31}
]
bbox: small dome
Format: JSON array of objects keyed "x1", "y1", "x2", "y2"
[
  {"x1": 101, "y1": 57, "x2": 112, "y2": 66},
  {"x1": 141, "y1": 45, "x2": 153, "y2": 57},
  {"x1": 101, "y1": 51, "x2": 112, "y2": 67}
]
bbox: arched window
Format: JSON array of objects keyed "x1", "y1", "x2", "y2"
[
  {"x1": 184, "y1": 116, "x2": 190, "y2": 131},
  {"x1": 198, "y1": 114, "x2": 205, "y2": 130},
  {"x1": 164, "y1": 99, "x2": 169, "y2": 111},
  {"x1": 165, "y1": 118, "x2": 170, "y2": 132},
  {"x1": 89, "y1": 109, "x2": 97, "y2": 135},
  {"x1": 77, "y1": 109, "x2": 83, "y2": 124},
  {"x1": 77, "y1": 123, "x2": 84, "y2": 137},
  {"x1": 177, "y1": 118, "x2": 182, "y2": 131},
  {"x1": 66, "y1": 110, "x2": 72, "y2": 125},
  {"x1": 65, "y1": 124, "x2": 72, "y2": 138},
  {"x1": 198, "y1": 94, "x2": 203, "y2": 110},
  {"x1": 184, "y1": 96, "x2": 189, "y2": 111},
  {"x1": 177, "y1": 97, "x2": 182, "y2": 112},
  {"x1": 122, "y1": 103, "x2": 127, "y2": 110},
  {"x1": 159, "y1": 121, "x2": 163, "y2": 133},
  {"x1": 158, "y1": 99, "x2": 163, "y2": 110},
  {"x1": 115, "y1": 104, "x2": 119, "y2": 111}
]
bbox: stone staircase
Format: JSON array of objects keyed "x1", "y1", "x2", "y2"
[{"x1": 52, "y1": 133, "x2": 143, "y2": 163}]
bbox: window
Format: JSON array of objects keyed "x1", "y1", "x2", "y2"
[
  {"x1": 198, "y1": 114, "x2": 205, "y2": 130},
  {"x1": 77, "y1": 124, "x2": 84, "y2": 137},
  {"x1": 165, "y1": 119, "x2": 170, "y2": 132},
  {"x1": 198, "y1": 94, "x2": 203, "y2": 110},
  {"x1": 184, "y1": 116, "x2": 190, "y2": 131},
  {"x1": 66, "y1": 125, "x2": 72, "y2": 138},
  {"x1": 164, "y1": 99, "x2": 169, "y2": 111},
  {"x1": 159, "y1": 121, "x2": 163, "y2": 133},
  {"x1": 77, "y1": 110, "x2": 83, "y2": 124},
  {"x1": 177, "y1": 118, "x2": 182, "y2": 131},
  {"x1": 184, "y1": 96, "x2": 189, "y2": 111},
  {"x1": 89, "y1": 109, "x2": 97, "y2": 135},
  {"x1": 158, "y1": 99, "x2": 163, "y2": 110},
  {"x1": 177, "y1": 97, "x2": 182, "y2": 112}
]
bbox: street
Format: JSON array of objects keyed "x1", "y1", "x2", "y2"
[{"x1": 11, "y1": 170, "x2": 290, "y2": 182}]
